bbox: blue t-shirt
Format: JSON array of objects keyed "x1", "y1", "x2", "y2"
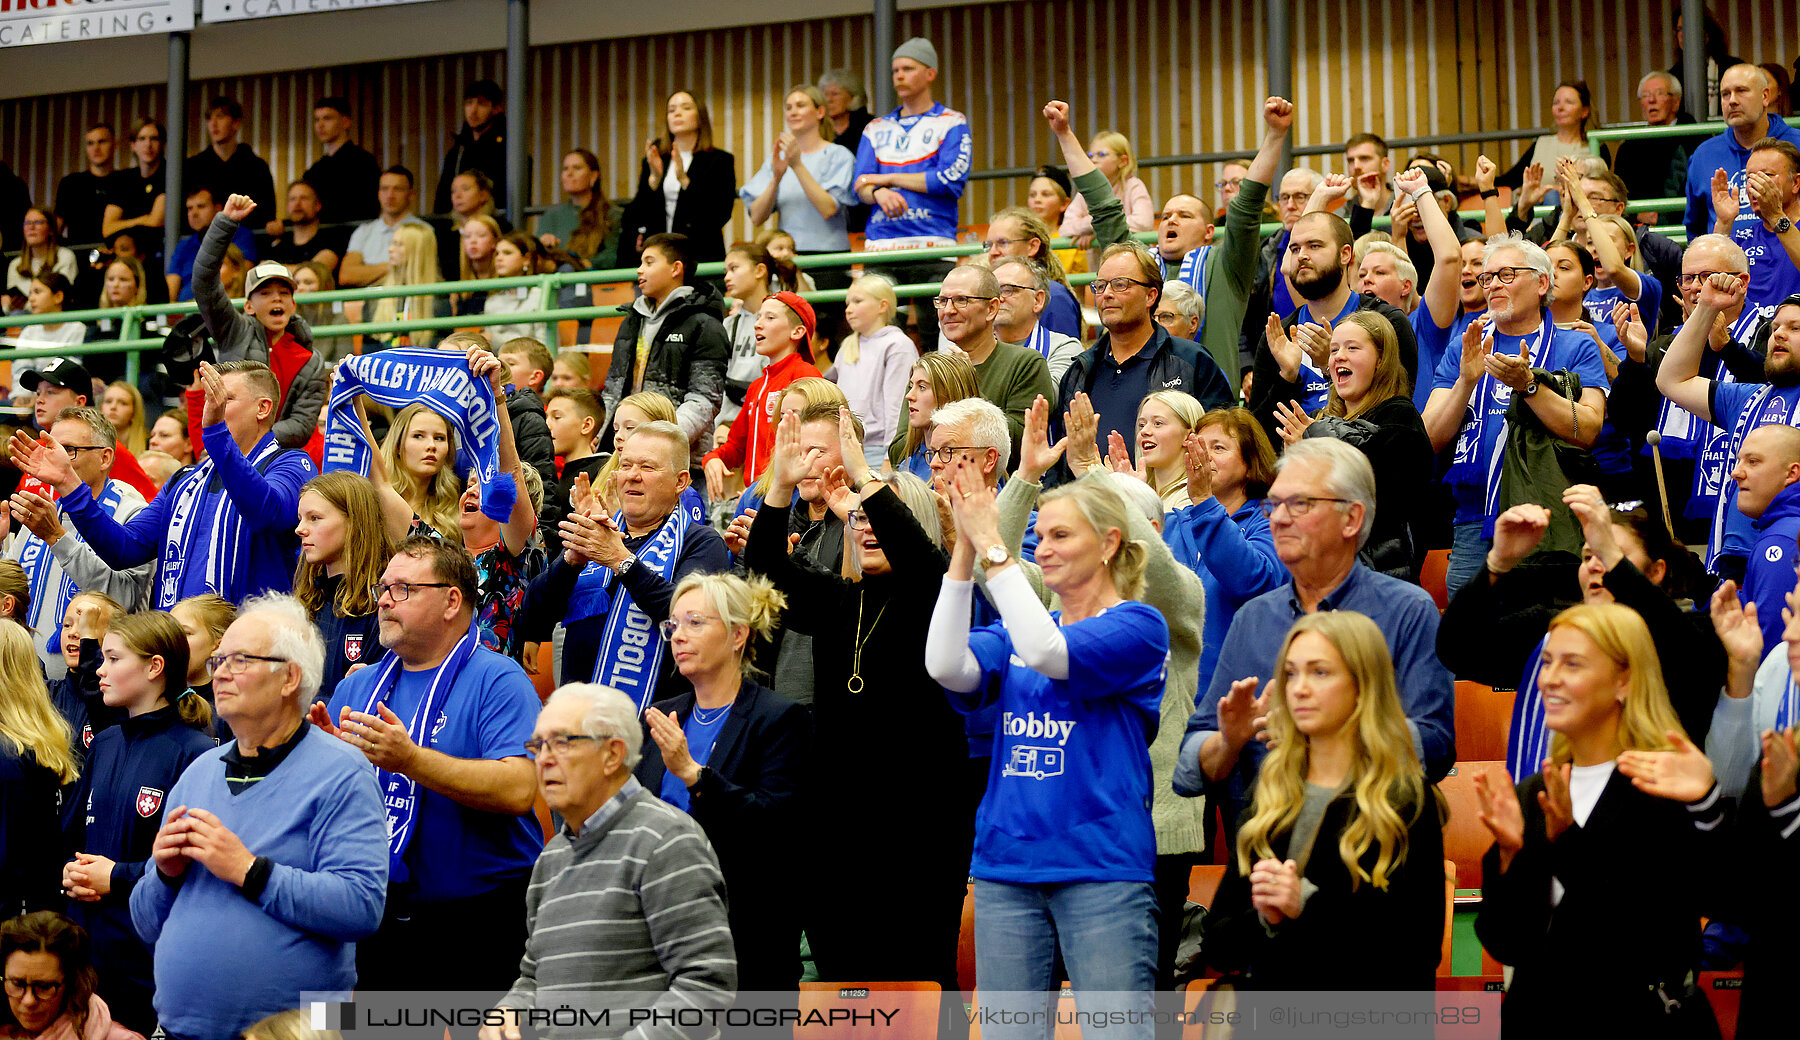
[
  {"x1": 1706, "y1": 380, "x2": 1800, "y2": 567},
  {"x1": 1285, "y1": 296, "x2": 1360, "y2": 413},
  {"x1": 1410, "y1": 301, "x2": 1483, "y2": 413},
  {"x1": 1732, "y1": 213, "x2": 1800, "y2": 323},
  {"x1": 167, "y1": 225, "x2": 257, "y2": 302},
  {"x1": 1561, "y1": 319, "x2": 1632, "y2": 476},
  {"x1": 328, "y1": 647, "x2": 543, "y2": 902},
  {"x1": 1434, "y1": 321, "x2": 1610, "y2": 524},
  {"x1": 959, "y1": 600, "x2": 1168, "y2": 884},
  {"x1": 659, "y1": 705, "x2": 732, "y2": 812},
  {"x1": 1585, "y1": 270, "x2": 1662, "y2": 339}
]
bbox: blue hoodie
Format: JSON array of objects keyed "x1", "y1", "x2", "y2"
[
  {"x1": 1743, "y1": 478, "x2": 1800, "y2": 655},
  {"x1": 953, "y1": 600, "x2": 1168, "y2": 884},
  {"x1": 1684, "y1": 113, "x2": 1800, "y2": 240}
]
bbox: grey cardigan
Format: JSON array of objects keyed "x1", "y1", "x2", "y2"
[{"x1": 194, "y1": 214, "x2": 329, "y2": 448}]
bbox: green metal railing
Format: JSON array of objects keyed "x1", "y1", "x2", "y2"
[{"x1": 2, "y1": 121, "x2": 1721, "y2": 381}]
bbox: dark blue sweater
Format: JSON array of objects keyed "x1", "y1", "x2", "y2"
[{"x1": 67, "y1": 705, "x2": 215, "y2": 999}]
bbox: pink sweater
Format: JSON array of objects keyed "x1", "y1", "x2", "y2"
[{"x1": 1059, "y1": 175, "x2": 1157, "y2": 236}]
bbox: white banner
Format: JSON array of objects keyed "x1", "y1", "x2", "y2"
[
  {"x1": 0, "y1": 0, "x2": 193, "y2": 49},
  {"x1": 201, "y1": 0, "x2": 442, "y2": 23}
]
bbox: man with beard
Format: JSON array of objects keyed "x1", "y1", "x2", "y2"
[
  {"x1": 1658, "y1": 278, "x2": 1800, "y2": 585},
  {"x1": 1245, "y1": 210, "x2": 1418, "y2": 444},
  {"x1": 1239, "y1": 167, "x2": 1324, "y2": 377},
  {"x1": 1422, "y1": 236, "x2": 1610, "y2": 595},
  {"x1": 1713, "y1": 137, "x2": 1800, "y2": 321}
]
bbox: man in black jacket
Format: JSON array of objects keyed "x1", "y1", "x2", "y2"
[
  {"x1": 304, "y1": 97, "x2": 382, "y2": 224},
  {"x1": 600, "y1": 234, "x2": 728, "y2": 483},
  {"x1": 1048, "y1": 241, "x2": 1234, "y2": 485},
  {"x1": 433, "y1": 80, "x2": 510, "y2": 215},
  {"x1": 1247, "y1": 210, "x2": 1418, "y2": 445},
  {"x1": 184, "y1": 98, "x2": 278, "y2": 238}
]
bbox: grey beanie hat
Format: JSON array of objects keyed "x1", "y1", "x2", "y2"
[{"x1": 893, "y1": 37, "x2": 938, "y2": 70}]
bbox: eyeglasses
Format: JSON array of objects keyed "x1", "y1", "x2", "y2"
[
  {"x1": 205, "y1": 652, "x2": 290, "y2": 674},
  {"x1": 1678, "y1": 271, "x2": 1729, "y2": 287},
  {"x1": 1276, "y1": 192, "x2": 1312, "y2": 204},
  {"x1": 1258, "y1": 495, "x2": 1351, "y2": 518},
  {"x1": 1475, "y1": 267, "x2": 1537, "y2": 287},
  {"x1": 3, "y1": 977, "x2": 62, "y2": 1000},
  {"x1": 658, "y1": 613, "x2": 722, "y2": 640},
  {"x1": 1586, "y1": 194, "x2": 1621, "y2": 204},
  {"x1": 370, "y1": 580, "x2": 453, "y2": 602},
  {"x1": 1154, "y1": 311, "x2": 1185, "y2": 324},
  {"x1": 62, "y1": 445, "x2": 109, "y2": 455},
  {"x1": 926, "y1": 445, "x2": 982, "y2": 463},
  {"x1": 1214, "y1": 178, "x2": 1245, "y2": 190},
  {"x1": 997, "y1": 282, "x2": 1040, "y2": 297},
  {"x1": 1091, "y1": 277, "x2": 1157, "y2": 295},
  {"x1": 22, "y1": 218, "x2": 49, "y2": 228},
  {"x1": 1637, "y1": 92, "x2": 1674, "y2": 102},
  {"x1": 846, "y1": 510, "x2": 874, "y2": 530},
  {"x1": 932, "y1": 295, "x2": 995, "y2": 310},
  {"x1": 522, "y1": 734, "x2": 601, "y2": 758},
  {"x1": 980, "y1": 237, "x2": 1028, "y2": 251}
]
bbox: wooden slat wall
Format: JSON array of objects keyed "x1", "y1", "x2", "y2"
[{"x1": 3, "y1": 0, "x2": 1795, "y2": 245}]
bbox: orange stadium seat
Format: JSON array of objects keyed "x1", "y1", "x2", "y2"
[
  {"x1": 1439, "y1": 760, "x2": 1507, "y2": 895},
  {"x1": 1420, "y1": 548, "x2": 1451, "y2": 610},
  {"x1": 1454, "y1": 681, "x2": 1514, "y2": 764}
]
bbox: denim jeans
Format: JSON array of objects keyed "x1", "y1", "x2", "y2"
[
  {"x1": 1446, "y1": 520, "x2": 1493, "y2": 600},
  {"x1": 973, "y1": 878, "x2": 1158, "y2": 1040}
]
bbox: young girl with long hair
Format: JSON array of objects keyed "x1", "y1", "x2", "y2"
[
  {"x1": 1131, "y1": 389, "x2": 1207, "y2": 510},
  {"x1": 626, "y1": 90, "x2": 738, "y2": 265},
  {"x1": 1058, "y1": 131, "x2": 1156, "y2": 240},
  {"x1": 379, "y1": 403, "x2": 463, "y2": 541},
  {"x1": 370, "y1": 222, "x2": 447, "y2": 350},
  {"x1": 1202, "y1": 611, "x2": 1446, "y2": 991},
  {"x1": 539, "y1": 148, "x2": 617, "y2": 269},
  {"x1": 8, "y1": 273, "x2": 86, "y2": 404},
  {"x1": 6, "y1": 208, "x2": 76, "y2": 295},
  {"x1": 294, "y1": 472, "x2": 404, "y2": 704},
  {"x1": 827, "y1": 274, "x2": 915, "y2": 470},
  {"x1": 888, "y1": 351, "x2": 981, "y2": 481},
  {"x1": 99, "y1": 382, "x2": 147, "y2": 457},
  {"x1": 61, "y1": 611, "x2": 211, "y2": 1035},
  {"x1": 170, "y1": 594, "x2": 234, "y2": 736},
  {"x1": 479, "y1": 230, "x2": 549, "y2": 346},
  {"x1": 0, "y1": 622, "x2": 79, "y2": 917}
]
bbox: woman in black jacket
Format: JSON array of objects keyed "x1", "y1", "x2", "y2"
[
  {"x1": 1477, "y1": 603, "x2": 1725, "y2": 1038},
  {"x1": 623, "y1": 91, "x2": 737, "y2": 267},
  {"x1": 636, "y1": 571, "x2": 811, "y2": 992},
  {"x1": 0, "y1": 622, "x2": 78, "y2": 920},
  {"x1": 1201, "y1": 611, "x2": 1446, "y2": 995},
  {"x1": 1439, "y1": 487, "x2": 1721, "y2": 780},
  {"x1": 1270, "y1": 309, "x2": 1437, "y2": 579},
  {"x1": 743, "y1": 408, "x2": 970, "y2": 990}
]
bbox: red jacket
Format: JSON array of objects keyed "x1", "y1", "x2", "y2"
[
  {"x1": 184, "y1": 331, "x2": 324, "y2": 465},
  {"x1": 702, "y1": 351, "x2": 821, "y2": 480}
]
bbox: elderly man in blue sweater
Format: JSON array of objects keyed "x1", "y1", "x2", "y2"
[
  {"x1": 130, "y1": 594, "x2": 387, "y2": 1040},
  {"x1": 8, "y1": 360, "x2": 313, "y2": 609}
]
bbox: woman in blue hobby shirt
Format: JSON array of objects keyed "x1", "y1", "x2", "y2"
[{"x1": 928, "y1": 470, "x2": 1169, "y2": 1036}]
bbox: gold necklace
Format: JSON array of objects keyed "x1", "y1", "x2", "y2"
[{"x1": 846, "y1": 590, "x2": 889, "y2": 694}]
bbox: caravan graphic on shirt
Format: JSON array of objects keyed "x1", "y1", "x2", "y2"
[{"x1": 999, "y1": 710, "x2": 1077, "y2": 780}]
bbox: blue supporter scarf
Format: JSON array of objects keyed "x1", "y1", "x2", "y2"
[
  {"x1": 1507, "y1": 636, "x2": 1553, "y2": 782},
  {"x1": 23, "y1": 481, "x2": 126, "y2": 656},
  {"x1": 160, "y1": 439, "x2": 283, "y2": 609},
  {"x1": 587, "y1": 504, "x2": 694, "y2": 711},
  {"x1": 1781, "y1": 676, "x2": 1797, "y2": 733},
  {"x1": 357, "y1": 617, "x2": 482, "y2": 881},
  {"x1": 1658, "y1": 308, "x2": 1762, "y2": 465},
  {"x1": 1024, "y1": 323, "x2": 1049, "y2": 361},
  {"x1": 323, "y1": 348, "x2": 516, "y2": 524},
  {"x1": 1441, "y1": 313, "x2": 1553, "y2": 537}
]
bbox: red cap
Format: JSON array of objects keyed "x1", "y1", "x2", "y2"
[{"x1": 769, "y1": 290, "x2": 817, "y2": 341}]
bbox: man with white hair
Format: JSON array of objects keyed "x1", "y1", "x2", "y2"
[
  {"x1": 130, "y1": 593, "x2": 386, "y2": 1040},
  {"x1": 992, "y1": 256, "x2": 1084, "y2": 385},
  {"x1": 1613, "y1": 71, "x2": 1704, "y2": 224},
  {"x1": 483, "y1": 683, "x2": 734, "y2": 1040},
  {"x1": 1422, "y1": 234, "x2": 1610, "y2": 595},
  {"x1": 315, "y1": 535, "x2": 543, "y2": 993},
  {"x1": 1156, "y1": 280, "x2": 1206, "y2": 342},
  {"x1": 1176, "y1": 438, "x2": 1454, "y2": 840}
]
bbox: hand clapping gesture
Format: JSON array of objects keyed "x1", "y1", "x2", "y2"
[
  {"x1": 1250, "y1": 857, "x2": 1304, "y2": 925},
  {"x1": 1016, "y1": 396, "x2": 1068, "y2": 484},
  {"x1": 645, "y1": 707, "x2": 701, "y2": 786},
  {"x1": 1617, "y1": 731, "x2": 1717, "y2": 802},
  {"x1": 1273, "y1": 399, "x2": 1316, "y2": 447}
]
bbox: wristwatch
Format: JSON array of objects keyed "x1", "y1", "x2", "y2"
[
  {"x1": 977, "y1": 544, "x2": 1010, "y2": 571},
  {"x1": 615, "y1": 553, "x2": 638, "y2": 576},
  {"x1": 1775, "y1": 216, "x2": 1794, "y2": 235},
  {"x1": 1521, "y1": 379, "x2": 1539, "y2": 398}
]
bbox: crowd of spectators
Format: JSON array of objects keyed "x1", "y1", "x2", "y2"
[{"x1": 3, "y1": 19, "x2": 1800, "y2": 1040}]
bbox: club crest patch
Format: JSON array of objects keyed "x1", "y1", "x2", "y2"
[
  {"x1": 345, "y1": 633, "x2": 365, "y2": 663},
  {"x1": 135, "y1": 786, "x2": 165, "y2": 819}
]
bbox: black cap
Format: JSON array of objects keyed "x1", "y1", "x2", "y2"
[
  {"x1": 1410, "y1": 162, "x2": 1451, "y2": 195},
  {"x1": 1033, "y1": 164, "x2": 1072, "y2": 198},
  {"x1": 465, "y1": 79, "x2": 504, "y2": 103},
  {"x1": 20, "y1": 357, "x2": 94, "y2": 395}
]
